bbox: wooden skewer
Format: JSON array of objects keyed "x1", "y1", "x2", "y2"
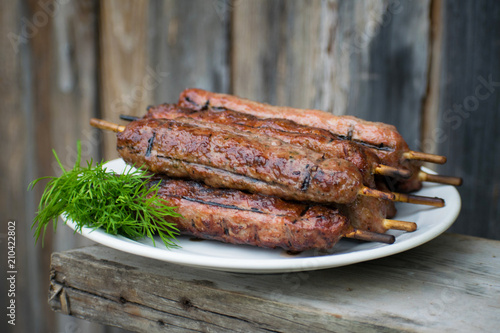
[
  {"x1": 392, "y1": 192, "x2": 445, "y2": 207},
  {"x1": 383, "y1": 219, "x2": 417, "y2": 232},
  {"x1": 374, "y1": 164, "x2": 412, "y2": 179},
  {"x1": 418, "y1": 171, "x2": 463, "y2": 186},
  {"x1": 119, "y1": 114, "x2": 140, "y2": 122},
  {"x1": 344, "y1": 228, "x2": 395, "y2": 244},
  {"x1": 358, "y1": 187, "x2": 445, "y2": 207},
  {"x1": 359, "y1": 187, "x2": 395, "y2": 201},
  {"x1": 90, "y1": 118, "x2": 125, "y2": 133},
  {"x1": 403, "y1": 151, "x2": 447, "y2": 164}
]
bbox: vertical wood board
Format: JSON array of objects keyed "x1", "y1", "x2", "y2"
[
  {"x1": 436, "y1": 0, "x2": 500, "y2": 239},
  {"x1": 100, "y1": 0, "x2": 150, "y2": 160},
  {"x1": 148, "y1": 0, "x2": 231, "y2": 105}
]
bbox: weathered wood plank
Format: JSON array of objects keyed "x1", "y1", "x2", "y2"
[
  {"x1": 100, "y1": 0, "x2": 150, "y2": 160},
  {"x1": 148, "y1": 0, "x2": 231, "y2": 104},
  {"x1": 0, "y1": 1, "x2": 30, "y2": 332},
  {"x1": 433, "y1": 0, "x2": 500, "y2": 240},
  {"x1": 421, "y1": 0, "x2": 443, "y2": 159},
  {"x1": 343, "y1": 0, "x2": 430, "y2": 149},
  {"x1": 49, "y1": 234, "x2": 500, "y2": 332},
  {"x1": 48, "y1": 1, "x2": 119, "y2": 332},
  {"x1": 231, "y1": 0, "x2": 429, "y2": 150},
  {"x1": 232, "y1": 0, "x2": 340, "y2": 111},
  {"x1": 11, "y1": 1, "x2": 61, "y2": 332}
]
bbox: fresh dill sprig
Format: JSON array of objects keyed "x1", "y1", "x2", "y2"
[{"x1": 29, "y1": 141, "x2": 181, "y2": 248}]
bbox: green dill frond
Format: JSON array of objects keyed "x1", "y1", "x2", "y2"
[{"x1": 30, "y1": 141, "x2": 180, "y2": 248}]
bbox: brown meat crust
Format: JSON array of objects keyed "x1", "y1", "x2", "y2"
[
  {"x1": 178, "y1": 88, "x2": 422, "y2": 192},
  {"x1": 334, "y1": 196, "x2": 391, "y2": 234},
  {"x1": 144, "y1": 104, "x2": 398, "y2": 233},
  {"x1": 117, "y1": 118, "x2": 363, "y2": 204},
  {"x1": 148, "y1": 176, "x2": 349, "y2": 251},
  {"x1": 145, "y1": 104, "x2": 379, "y2": 187}
]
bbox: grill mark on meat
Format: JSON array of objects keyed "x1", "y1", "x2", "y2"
[
  {"x1": 300, "y1": 165, "x2": 318, "y2": 191},
  {"x1": 145, "y1": 132, "x2": 156, "y2": 157},
  {"x1": 211, "y1": 106, "x2": 228, "y2": 112},
  {"x1": 298, "y1": 205, "x2": 310, "y2": 217},
  {"x1": 220, "y1": 219, "x2": 229, "y2": 235},
  {"x1": 301, "y1": 170, "x2": 312, "y2": 191},
  {"x1": 352, "y1": 139, "x2": 393, "y2": 152},
  {"x1": 347, "y1": 127, "x2": 353, "y2": 141},
  {"x1": 180, "y1": 196, "x2": 274, "y2": 215}
]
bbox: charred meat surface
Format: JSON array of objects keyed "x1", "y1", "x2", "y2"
[
  {"x1": 145, "y1": 104, "x2": 381, "y2": 187},
  {"x1": 178, "y1": 88, "x2": 422, "y2": 192},
  {"x1": 147, "y1": 176, "x2": 349, "y2": 251},
  {"x1": 117, "y1": 118, "x2": 364, "y2": 204},
  {"x1": 143, "y1": 104, "x2": 399, "y2": 233}
]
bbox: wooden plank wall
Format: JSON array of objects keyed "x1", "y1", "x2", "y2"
[{"x1": 1, "y1": 0, "x2": 498, "y2": 332}]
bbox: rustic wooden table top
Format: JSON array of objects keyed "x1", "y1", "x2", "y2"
[{"x1": 48, "y1": 233, "x2": 500, "y2": 332}]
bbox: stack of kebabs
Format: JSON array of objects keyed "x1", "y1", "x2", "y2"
[{"x1": 90, "y1": 89, "x2": 462, "y2": 252}]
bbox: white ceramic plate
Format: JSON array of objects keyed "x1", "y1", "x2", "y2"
[{"x1": 63, "y1": 158, "x2": 461, "y2": 273}]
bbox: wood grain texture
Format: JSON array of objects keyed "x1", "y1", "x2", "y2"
[
  {"x1": 0, "y1": 1, "x2": 29, "y2": 333},
  {"x1": 14, "y1": 1, "x2": 59, "y2": 332},
  {"x1": 231, "y1": 0, "x2": 430, "y2": 150},
  {"x1": 232, "y1": 0, "x2": 343, "y2": 112},
  {"x1": 148, "y1": 0, "x2": 231, "y2": 105},
  {"x1": 49, "y1": 234, "x2": 500, "y2": 332},
  {"x1": 421, "y1": 0, "x2": 443, "y2": 158},
  {"x1": 100, "y1": 0, "x2": 150, "y2": 160},
  {"x1": 49, "y1": 1, "x2": 118, "y2": 332},
  {"x1": 434, "y1": 0, "x2": 500, "y2": 239},
  {"x1": 344, "y1": 0, "x2": 430, "y2": 150}
]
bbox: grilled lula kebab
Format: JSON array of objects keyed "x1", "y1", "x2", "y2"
[
  {"x1": 177, "y1": 88, "x2": 463, "y2": 192},
  {"x1": 122, "y1": 105, "x2": 422, "y2": 232},
  {"x1": 96, "y1": 117, "x2": 393, "y2": 204},
  {"x1": 93, "y1": 117, "x2": 442, "y2": 208},
  {"x1": 136, "y1": 104, "x2": 443, "y2": 208},
  {"x1": 90, "y1": 117, "x2": 433, "y2": 233},
  {"x1": 136, "y1": 106, "x2": 404, "y2": 232},
  {"x1": 146, "y1": 176, "x2": 395, "y2": 251},
  {"x1": 122, "y1": 104, "x2": 444, "y2": 207},
  {"x1": 140, "y1": 104, "x2": 411, "y2": 187}
]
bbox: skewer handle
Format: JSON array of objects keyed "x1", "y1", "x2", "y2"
[
  {"x1": 344, "y1": 229, "x2": 395, "y2": 244},
  {"x1": 418, "y1": 171, "x2": 463, "y2": 186},
  {"x1": 383, "y1": 219, "x2": 417, "y2": 232},
  {"x1": 90, "y1": 118, "x2": 125, "y2": 133},
  {"x1": 374, "y1": 164, "x2": 412, "y2": 179},
  {"x1": 403, "y1": 151, "x2": 447, "y2": 164},
  {"x1": 392, "y1": 192, "x2": 445, "y2": 207},
  {"x1": 359, "y1": 187, "x2": 395, "y2": 201}
]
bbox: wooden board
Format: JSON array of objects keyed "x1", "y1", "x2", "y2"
[
  {"x1": 99, "y1": 0, "x2": 150, "y2": 160},
  {"x1": 432, "y1": 0, "x2": 500, "y2": 239},
  {"x1": 232, "y1": 0, "x2": 340, "y2": 110},
  {"x1": 0, "y1": 1, "x2": 30, "y2": 332},
  {"x1": 48, "y1": 1, "x2": 116, "y2": 332},
  {"x1": 344, "y1": 0, "x2": 430, "y2": 148},
  {"x1": 48, "y1": 233, "x2": 500, "y2": 332},
  {"x1": 148, "y1": 0, "x2": 231, "y2": 104},
  {"x1": 231, "y1": 0, "x2": 430, "y2": 149}
]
